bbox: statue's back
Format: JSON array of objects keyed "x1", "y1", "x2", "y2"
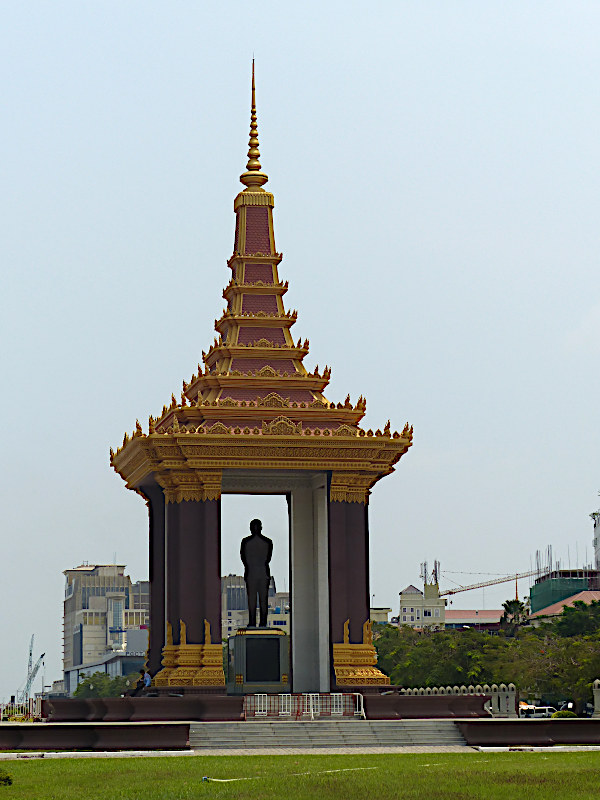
[{"x1": 241, "y1": 534, "x2": 272, "y2": 577}]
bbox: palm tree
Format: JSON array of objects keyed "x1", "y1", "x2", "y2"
[{"x1": 501, "y1": 599, "x2": 527, "y2": 629}]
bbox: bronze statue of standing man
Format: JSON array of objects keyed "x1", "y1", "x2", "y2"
[{"x1": 240, "y1": 518, "x2": 273, "y2": 628}]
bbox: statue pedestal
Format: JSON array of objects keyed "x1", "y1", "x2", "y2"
[{"x1": 227, "y1": 628, "x2": 289, "y2": 695}]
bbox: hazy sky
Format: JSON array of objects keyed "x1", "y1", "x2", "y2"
[{"x1": 1, "y1": 2, "x2": 599, "y2": 700}]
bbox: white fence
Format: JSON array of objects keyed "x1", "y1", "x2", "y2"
[
  {"x1": 244, "y1": 693, "x2": 365, "y2": 720},
  {"x1": 0, "y1": 697, "x2": 42, "y2": 722},
  {"x1": 400, "y1": 683, "x2": 518, "y2": 717}
]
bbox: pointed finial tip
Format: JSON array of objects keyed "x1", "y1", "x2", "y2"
[{"x1": 240, "y1": 59, "x2": 268, "y2": 190}]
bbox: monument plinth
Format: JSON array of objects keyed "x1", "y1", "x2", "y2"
[
  {"x1": 227, "y1": 628, "x2": 289, "y2": 695},
  {"x1": 111, "y1": 62, "x2": 412, "y2": 693}
]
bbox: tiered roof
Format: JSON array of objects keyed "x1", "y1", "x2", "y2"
[
  {"x1": 111, "y1": 65, "x2": 413, "y2": 503},
  {"x1": 150, "y1": 63, "x2": 369, "y2": 436}
]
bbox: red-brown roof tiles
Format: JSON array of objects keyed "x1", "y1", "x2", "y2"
[
  {"x1": 230, "y1": 358, "x2": 297, "y2": 373},
  {"x1": 242, "y1": 294, "x2": 278, "y2": 314},
  {"x1": 221, "y1": 389, "x2": 315, "y2": 402},
  {"x1": 244, "y1": 207, "x2": 271, "y2": 254},
  {"x1": 245, "y1": 263, "x2": 274, "y2": 283}
]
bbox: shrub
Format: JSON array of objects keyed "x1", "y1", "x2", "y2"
[
  {"x1": 0, "y1": 768, "x2": 13, "y2": 786},
  {"x1": 552, "y1": 709, "x2": 577, "y2": 718}
]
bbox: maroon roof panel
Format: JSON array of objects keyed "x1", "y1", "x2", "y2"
[
  {"x1": 221, "y1": 389, "x2": 315, "y2": 402},
  {"x1": 245, "y1": 263, "x2": 274, "y2": 283},
  {"x1": 242, "y1": 294, "x2": 278, "y2": 314},
  {"x1": 237, "y1": 327, "x2": 287, "y2": 345},
  {"x1": 244, "y1": 207, "x2": 271, "y2": 254},
  {"x1": 231, "y1": 358, "x2": 297, "y2": 374}
]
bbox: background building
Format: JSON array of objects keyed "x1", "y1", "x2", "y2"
[
  {"x1": 444, "y1": 609, "x2": 504, "y2": 631},
  {"x1": 399, "y1": 584, "x2": 446, "y2": 629},
  {"x1": 529, "y1": 568, "x2": 599, "y2": 615},
  {"x1": 529, "y1": 590, "x2": 600, "y2": 624},
  {"x1": 63, "y1": 564, "x2": 149, "y2": 694},
  {"x1": 221, "y1": 574, "x2": 290, "y2": 639},
  {"x1": 370, "y1": 607, "x2": 392, "y2": 624}
]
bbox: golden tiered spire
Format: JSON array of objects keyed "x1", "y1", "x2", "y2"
[
  {"x1": 111, "y1": 62, "x2": 414, "y2": 509},
  {"x1": 240, "y1": 60, "x2": 269, "y2": 191}
]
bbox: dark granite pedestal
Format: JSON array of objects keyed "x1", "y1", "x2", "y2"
[{"x1": 227, "y1": 628, "x2": 289, "y2": 695}]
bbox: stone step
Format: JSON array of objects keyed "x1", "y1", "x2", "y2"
[
  {"x1": 189, "y1": 720, "x2": 467, "y2": 749},
  {"x1": 196, "y1": 722, "x2": 460, "y2": 729},
  {"x1": 220, "y1": 735, "x2": 465, "y2": 741}
]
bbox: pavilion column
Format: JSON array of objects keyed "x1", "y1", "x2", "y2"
[
  {"x1": 165, "y1": 501, "x2": 182, "y2": 645},
  {"x1": 145, "y1": 483, "x2": 166, "y2": 675},
  {"x1": 328, "y1": 500, "x2": 370, "y2": 646},
  {"x1": 177, "y1": 499, "x2": 222, "y2": 643},
  {"x1": 327, "y1": 474, "x2": 389, "y2": 688},
  {"x1": 165, "y1": 498, "x2": 221, "y2": 644},
  {"x1": 152, "y1": 470, "x2": 225, "y2": 689}
]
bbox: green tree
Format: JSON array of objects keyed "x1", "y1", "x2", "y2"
[
  {"x1": 74, "y1": 671, "x2": 139, "y2": 698},
  {"x1": 554, "y1": 600, "x2": 600, "y2": 637},
  {"x1": 374, "y1": 618, "x2": 600, "y2": 712}
]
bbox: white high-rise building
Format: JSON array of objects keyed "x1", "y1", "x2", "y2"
[{"x1": 63, "y1": 564, "x2": 149, "y2": 694}]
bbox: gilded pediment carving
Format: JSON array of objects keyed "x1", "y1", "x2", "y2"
[
  {"x1": 206, "y1": 422, "x2": 230, "y2": 435},
  {"x1": 257, "y1": 365, "x2": 278, "y2": 377},
  {"x1": 262, "y1": 416, "x2": 302, "y2": 436},
  {"x1": 259, "y1": 392, "x2": 289, "y2": 407},
  {"x1": 333, "y1": 425, "x2": 358, "y2": 437}
]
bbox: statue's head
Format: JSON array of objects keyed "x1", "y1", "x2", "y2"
[{"x1": 249, "y1": 518, "x2": 262, "y2": 535}]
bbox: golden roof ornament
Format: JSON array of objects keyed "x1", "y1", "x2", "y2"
[{"x1": 239, "y1": 59, "x2": 269, "y2": 191}]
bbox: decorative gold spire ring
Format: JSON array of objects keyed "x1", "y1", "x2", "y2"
[{"x1": 240, "y1": 59, "x2": 269, "y2": 191}]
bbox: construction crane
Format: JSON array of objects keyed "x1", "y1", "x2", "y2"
[
  {"x1": 26, "y1": 635, "x2": 34, "y2": 682},
  {"x1": 439, "y1": 569, "x2": 538, "y2": 597},
  {"x1": 17, "y1": 635, "x2": 45, "y2": 702},
  {"x1": 21, "y1": 654, "x2": 45, "y2": 701}
]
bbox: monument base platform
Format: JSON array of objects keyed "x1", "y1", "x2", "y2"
[
  {"x1": 5, "y1": 717, "x2": 600, "y2": 751},
  {"x1": 42, "y1": 695, "x2": 243, "y2": 723},
  {"x1": 363, "y1": 692, "x2": 491, "y2": 719},
  {"x1": 40, "y1": 691, "x2": 490, "y2": 724}
]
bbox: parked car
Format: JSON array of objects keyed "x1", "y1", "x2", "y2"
[{"x1": 520, "y1": 705, "x2": 557, "y2": 718}]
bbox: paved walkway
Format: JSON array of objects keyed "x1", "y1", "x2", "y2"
[
  {"x1": 0, "y1": 745, "x2": 474, "y2": 760},
  {"x1": 192, "y1": 745, "x2": 474, "y2": 755},
  {"x1": 3, "y1": 744, "x2": 599, "y2": 760}
]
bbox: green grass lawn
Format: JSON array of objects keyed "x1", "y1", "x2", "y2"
[{"x1": 1, "y1": 752, "x2": 599, "y2": 799}]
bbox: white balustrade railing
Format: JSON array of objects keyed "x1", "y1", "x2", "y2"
[
  {"x1": 244, "y1": 693, "x2": 365, "y2": 720},
  {"x1": 0, "y1": 697, "x2": 42, "y2": 722},
  {"x1": 400, "y1": 683, "x2": 518, "y2": 717}
]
